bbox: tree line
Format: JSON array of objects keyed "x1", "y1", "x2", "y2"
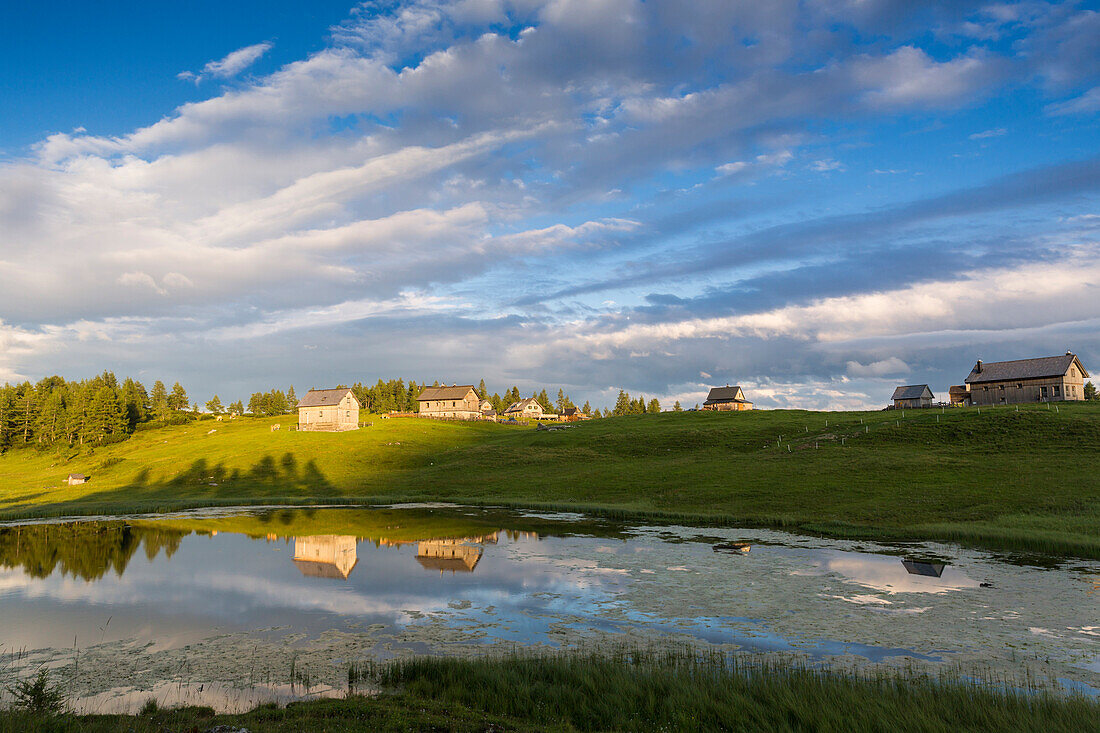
[
  {"x1": 0, "y1": 372, "x2": 195, "y2": 451},
  {"x1": 0, "y1": 370, "x2": 709, "y2": 454}
]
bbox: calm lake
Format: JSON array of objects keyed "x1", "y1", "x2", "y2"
[{"x1": 1, "y1": 504, "x2": 1097, "y2": 712}]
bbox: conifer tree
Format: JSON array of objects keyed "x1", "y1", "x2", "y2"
[
  {"x1": 286, "y1": 385, "x2": 297, "y2": 409},
  {"x1": 168, "y1": 382, "x2": 188, "y2": 411},
  {"x1": 205, "y1": 395, "x2": 224, "y2": 415},
  {"x1": 647, "y1": 398, "x2": 661, "y2": 414},
  {"x1": 673, "y1": 400, "x2": 682, "y2": 411},
  {"x1": 35, "y1": 392, "x2": 67, "y2": 445},
  {"x1": 478, "y1": 379, "x2": 487, "y2": 399},
  {"x1": 582, "y1": 400, "x2": 591, "y2": 415},
  {"x1": 614, "y1": 389, "x2": 631, "y2": 416},
  {"x1": 229, "y1": 400, "x2": 244, "y2": 415},
  {"x1": 85, "y1": 387, "x2": 126, "y2": 444},
  {"x1": 151, "y1": 380, "x2": 171, "y2": 421}
]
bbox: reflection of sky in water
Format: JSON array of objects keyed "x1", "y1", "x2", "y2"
[{"x1": 0, "y1": 507, "x2": 1097, "y2": 696}]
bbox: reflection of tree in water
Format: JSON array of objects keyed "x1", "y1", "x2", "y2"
[{"x1": 0, "y1": 523, "x2": 187, "y2": 581}]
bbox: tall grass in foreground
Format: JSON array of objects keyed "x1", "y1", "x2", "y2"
[
  {"x1": 361, "y1": 649, "x2": 1100, "y2": 732},
  {"x1": 3, "y1": 650, "x2": 1099, "y2": 732}
]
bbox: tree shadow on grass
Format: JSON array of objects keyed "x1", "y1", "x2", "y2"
[{"x1": 1, "y1": 453, "x2": 336, "y2": 518}]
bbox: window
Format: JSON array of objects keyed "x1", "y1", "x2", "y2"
[
  {"x1": 346, "y1": 411, "x2": 350, "y2": 417},
  {"x1": 998, "y1": 385, "x2": 1004, "y2": 391},
  {"x1": 1053, "y1": 386, "x2": 1060, "y2": 396},
  {"x1": 1071, "y1": 368, "x2": 1077, "y2": 378},
  {"x1": 1040, "y1": 387, "x2": 1047, "y2": 398},
  {"x1": 1016, "y1": 383, "x2": 1022, "y2": 389},
  {"x1": 983, "y1": 386, "x2": 989, "y2": 391}
]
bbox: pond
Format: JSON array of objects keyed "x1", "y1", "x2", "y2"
[{"x1": 1, "y1": 503, "x2": 1097, "y2": 713}]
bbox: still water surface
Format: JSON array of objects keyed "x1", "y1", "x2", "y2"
[{"x1": 0, "y1": 504, "x2": 1097, "y2": 712}]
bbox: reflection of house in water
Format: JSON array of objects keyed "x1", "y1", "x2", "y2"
[
  {"x1": 415, "y1": 533, "x2": 499, "y2": 574},
  {"x1": 293, "y1": 535, "x2": 358, "y2": 579},
  {"x1": 902, "y1": 559, "x2": 946, "y2": 578}
]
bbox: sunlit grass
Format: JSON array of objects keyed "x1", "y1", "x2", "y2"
[{"x1": 1, "y1": 402, "x2": 1098, "y2": 557}]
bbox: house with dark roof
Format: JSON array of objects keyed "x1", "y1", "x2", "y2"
[
  {"x1": 560, "y1": 406, "x2": 590, "y2": 422},
  {"x1": 891, "y1": 384, "x2": 933, "y2": 409},
  {"x1": 701, "y1": 385, "x2": 753, "y2": 411},
  {"x1": 504, "y1": 397, "x2": 547, "y2": 420},
  {"x1": 418, "y1": 385, "x2": 481, "y2": 420},
  {"x1": 963, "y1": 352, "x2": 1089, "y2": 406},
  {"x1": 297, "y1": 388, "x2": 360, "y2": 432},
  {"x1": 66, "y1": 473, "x2": 87, "y2": 486}
]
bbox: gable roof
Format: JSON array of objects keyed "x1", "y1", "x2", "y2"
[
  {"x1": 297, "y1": 388, "x2": 357, "y2": 408},
  {"x1": 505, "y1": 397, "x2": 541, "y2": 413},
  {"x1": 891, "y1": 384, "x2": 933, "y2": 400},
  {"x1": 418, "y1": 385, "x2": 477, "y2": 401},
  {"x1": 704, "y1": 386, "x2": 747, "y2": 404},
  {"x1": 965, "y1": 353, "x2": 1088, "y2": 384}
]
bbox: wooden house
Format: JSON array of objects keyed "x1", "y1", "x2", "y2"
[
  {"x1": 560, "y1": 407, "x2": 590, "y2": 422},
  {"x1": 504, "y1": 397, "x2": 546, "y2": 420},
  {"x1": 948, "y1": 385, "x2": 971, "y2": 406},
  {"x1": 963, "y1": 352, "x2": 1090, "y2": 406},
  {"x1": 297, "y1": 388, "x2": 360, "y2": 432},
  {"x1": 418, "y1": 385, "x2": 481, "y2": 420},
  {"x1": 891, "y1": 384, "x2": 933, "y2": 409},
  {"x1": 66, "y1": 473, "x2": 87, "y2": 486},
  {"x1": 701, "y1": 386, "x2": 753, "y2": 411}
]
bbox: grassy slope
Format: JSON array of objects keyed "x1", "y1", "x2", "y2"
[
  {"x1": 1, "y1": 403, "x2": 1098, "y2": 556},
  {"x1": 3, "y1": 653, "x2": 1098, "y2": 732}
]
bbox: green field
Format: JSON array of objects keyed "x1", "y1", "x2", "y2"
[
  {"x1": 1, "y1": 403, "x2": 1098, "y2": 557},
  {"x1": 4, "y1": 652, "x2": 1097, "y2": 732}
]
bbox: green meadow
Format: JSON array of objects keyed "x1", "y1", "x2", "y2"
[{"x1": 1, "y1": 402, "x2": 1098, "y2": 557}]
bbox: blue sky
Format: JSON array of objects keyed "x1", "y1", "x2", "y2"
[{"x1": 1, "y1": 0, "x2": 1098, "y2": 410}]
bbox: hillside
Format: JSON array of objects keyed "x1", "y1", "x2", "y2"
[{"x1": 1, "y1": 403, "x2": 1098, "y2": 557}]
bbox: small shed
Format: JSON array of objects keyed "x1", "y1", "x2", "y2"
[
  {"x1": 891, "y1": 385, "x2": 933, "y2": 409},
  {"x1": 948, "y1": 385, "x2": 971, "y2": 406},
  {"x1": 66, "y1": 474, "x2": 87, "y2": 486},
  {"x1": 560, "y1": 407, "x2": 590, "y2": 422}
]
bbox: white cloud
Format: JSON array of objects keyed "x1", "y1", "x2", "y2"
[
  {"x1": 851, "y1": 46, "x2": 1004, "y2": 109},
  {"x1": 969, "y1": 127, "x2": 1006, "y2": 140},
  {"x1": 845, "y1": 357, "x2": 909, "y2": 378},
  {"x1": 1045, "y1": 86, "x2": 1100, "y2": 116},
  {"x1": 179, "y1": 42, "x2": 273, "y2": 83}
]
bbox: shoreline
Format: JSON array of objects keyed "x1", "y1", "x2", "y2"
[{"x1": 1, "y1": 495, "x2": 1097, "y2": 560}]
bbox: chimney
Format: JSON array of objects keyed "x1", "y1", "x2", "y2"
[
  {"x1": 1067, "y1": 350, "x2": 1074, "y2": 356},
  {"x1": 975, "y1": 360, "x2": 982, "y2": 373}
]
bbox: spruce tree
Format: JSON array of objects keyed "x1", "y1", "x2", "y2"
[
  {"x1": 35, "y1": 392, "x2": 67, "y2": 445},
  {"x1": 205, "y1": 395, "x2": 224, "y2": 415},
  {"x1": 614, "y1": 389, "x2": 631, "y2": 416},
  {"x1": 151, "y1": 380, "x2": 171, "y2": 421},
  {"x1": 673, "y1": 400, "x2": 682, "y2": 412},
  {"x1": 287, "y1": 386, "x2": 297, "y2": 408},
  {"x1": 168, "y1": 382, "x2": 188, "y2": 411},
  {"x1": 647, "y1": 398, "x2": 661, "y2": 414},
  {"x1": 85, "y1": 387, "x2": 126, "y2": 444}
]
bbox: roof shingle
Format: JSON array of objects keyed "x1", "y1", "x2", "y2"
[
  {"x1": 297, "y1": 388, "x2": 357, "y2": 408},
  {"x1": 965, "y1": 354, "x2": 1088, "y2": 384}
]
